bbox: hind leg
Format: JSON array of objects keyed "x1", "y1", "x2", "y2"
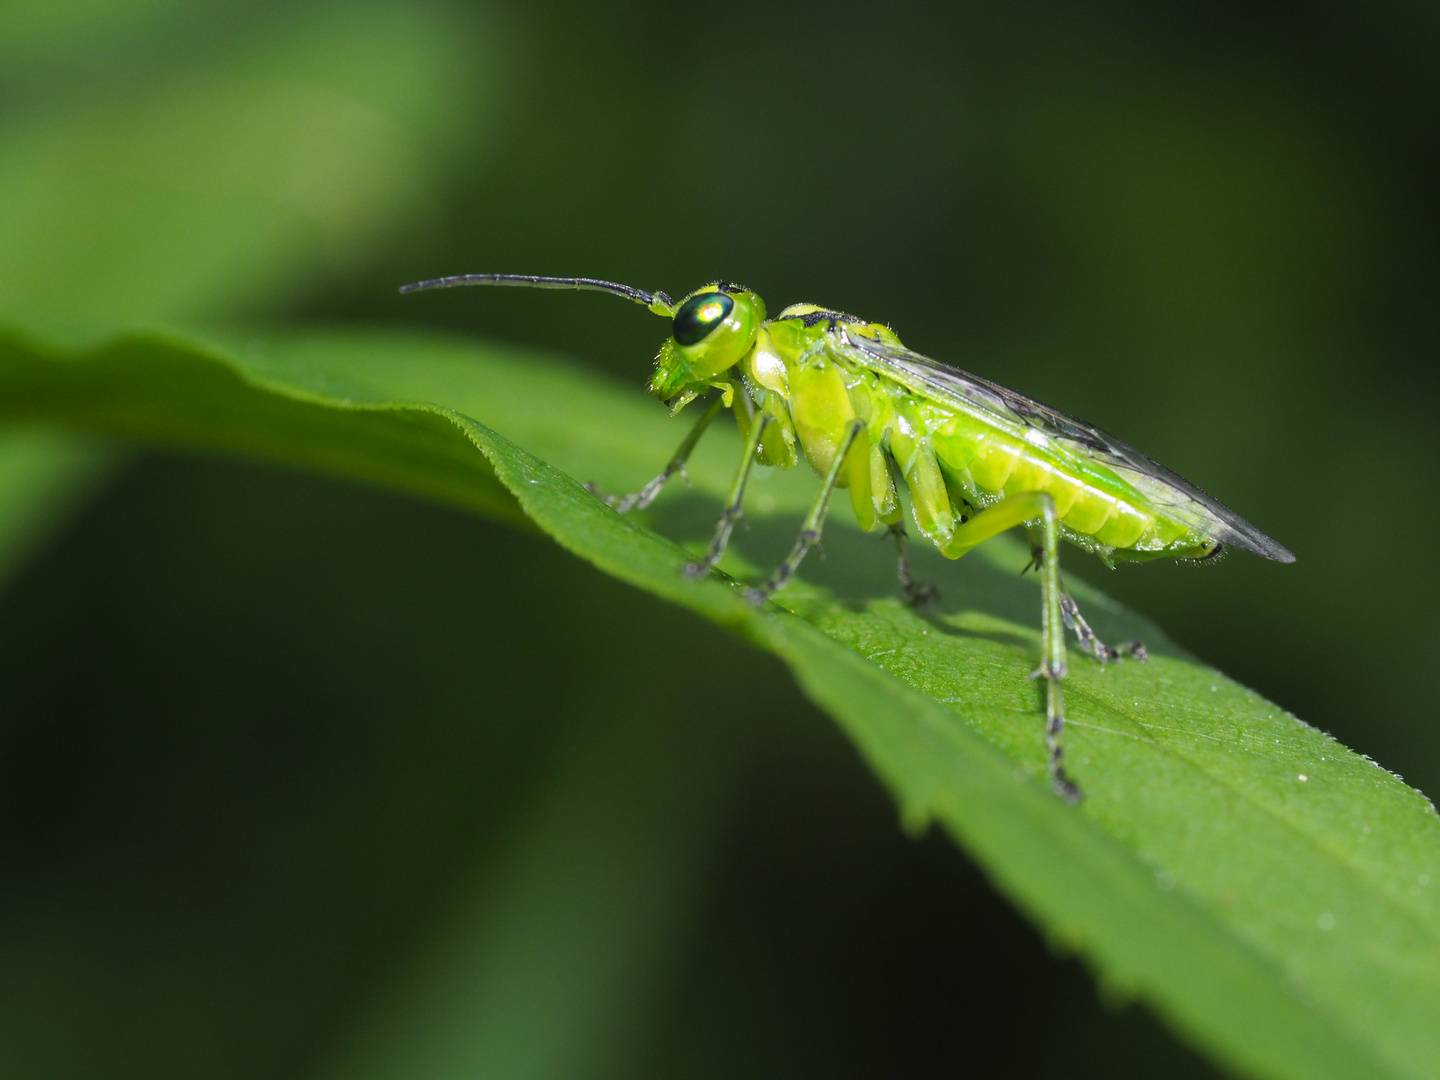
[
  {"x1": 1058, "y1": 588, "x2": 1147, "y2": 665},
  {"x1": 945, "y1": 493, "x2": 1079, "y2": 802}
]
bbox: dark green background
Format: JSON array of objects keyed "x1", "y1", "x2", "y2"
[{"x1": 2, "y1": 2, "x2": 1436, "y2": 1076}]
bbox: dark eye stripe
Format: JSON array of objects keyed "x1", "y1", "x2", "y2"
[{"x1": 672, "y1": 292, "x2": 734, "y2": 346}]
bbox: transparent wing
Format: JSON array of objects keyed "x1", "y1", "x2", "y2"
[{"x1": 833, "y1": 327, "x2": 1295, "y2": 562}]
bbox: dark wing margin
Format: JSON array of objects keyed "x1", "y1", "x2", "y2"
[{"x1": 835, "y1": 328, "x2": 1295, "y2": 563}]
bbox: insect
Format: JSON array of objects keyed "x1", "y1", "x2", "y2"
[{"x1": 401, "y1": 273, "x2": 1295, "y2": 801}]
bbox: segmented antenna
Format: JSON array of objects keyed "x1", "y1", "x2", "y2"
[{"x1": 398, "y1": 273, "x2": 674, "y2": 313}]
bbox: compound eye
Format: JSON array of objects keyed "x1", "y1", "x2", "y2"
[{"x1": 672, "y1": 291, "x2": 734, "y2": 346}]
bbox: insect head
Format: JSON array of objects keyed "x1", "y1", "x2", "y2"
[{"x1": 649, "y1": 282, "x2": 765, "y2": 408}]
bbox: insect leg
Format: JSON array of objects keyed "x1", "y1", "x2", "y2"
[
  {"x1": 1059, "y1": 588, "x2": 1148, "y2": 665},
  {"x1": 745, "y1": 421, "x2": 864, "y2": 605},
  {"x1": 684, "y1": 413, "x2": 772, "y2": 579},
  {"x1": 942, "y1": 492, "x2": 1080, "y2": 802},
  {"x1": 888, "y1": 523, "x2": 939, "y2": 607},
  {"x1": 590, "y1": 395, "x2": 724, "y2": 513}
]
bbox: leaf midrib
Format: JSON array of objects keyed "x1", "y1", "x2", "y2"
[{"x1": 1067, "y1": 683, "x2": 1440, "y2": 973}]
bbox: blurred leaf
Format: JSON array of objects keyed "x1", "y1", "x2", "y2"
[
  {"x1": 0, "y1": 324, "x2": 1437, "y2": 1080},
  {"x1": 0, "y1": 0, "x2": 495, "y2": 341},
  {"x1": 318, "y1": 698, "x2": 725, "y2": 1080},
  {"x1": 0, "y1": 0, "x2": 206, "y2": 68},
  {"x1": 0, "y1": 430, "x2": 117, "y2": 588}
]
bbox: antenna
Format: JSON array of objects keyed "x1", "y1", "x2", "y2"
[{"x1": 399, "y1": 274, "x2": 675, "y2": 315}]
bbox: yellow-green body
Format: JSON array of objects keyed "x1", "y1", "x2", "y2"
[
  {"x1": 662, "y1": 299, "x2": 1220, "y2": 565},
  {"x1": 400, "y1": 272, "x2": 1292, "y2": 801}
]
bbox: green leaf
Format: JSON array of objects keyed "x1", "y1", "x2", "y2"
[
  {"x1": 0, "y1": 430, "x2": 117, "y2": 586},
  {"x1": 1, "y1": 323, "x2": 1437, "y2": 1080},
  {"x1": 0, "y1": 0, "x2": 498, "y2": 341}
]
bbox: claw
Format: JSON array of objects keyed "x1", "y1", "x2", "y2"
[
  {"x1": 1052, "y1": 776, "x2": 1083, "y2": 804},
  {"x1": 584, "y1": 481, "x2": 641, "y2": 513},
  {"x1": 902, "y1": 578, "x2": 940, "y2": 607},
  {"x1": 1086, "y1": 639, "x2": 1119, "y2": 664},
  {"x1": 1121, "y1": 640, "x2": 1149, "y2": 664}
]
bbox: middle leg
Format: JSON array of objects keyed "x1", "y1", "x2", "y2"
[
  {"x1": 744, "y1": 421, "x2": 864, "y2": 605},
  {"x1": 889, "y1": 522, "x2": 939, "y2": 607},
  {"x1": 684, "y1": 413, "x2": 771, "y2": 579}
]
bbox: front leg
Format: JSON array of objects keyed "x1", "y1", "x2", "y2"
[{"x1": 587, "y1": 395, "x2": 724, "y2": 513}]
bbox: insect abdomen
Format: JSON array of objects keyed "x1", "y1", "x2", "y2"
[
  {"x1": 777, "y1": 341, "x2": 1204, "y2": 559},
  {"x1": 929, "y1": 413, "x2": 1156, "y2": 549}
]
